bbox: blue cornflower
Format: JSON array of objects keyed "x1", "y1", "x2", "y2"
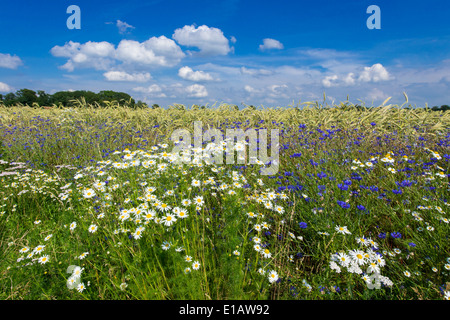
[
  {"x1": 357, "y1": 205, "x2": 366, "y2": 211},
  {"x1": 317, "y1": 171, "x2": 327, "y2": 179},
  {"x1": 299, "y1": 222, "x2": 308, "y2": 229},
  {"x1": 390, "y1": 232, "x2": 402, "y2": 239},
  {"x1": 378, "y1": 232, "x2": 386, "y2": 239},
  {"x1": 337, "y1": 201, "x2": 350, "y2": 209},
  {"x1": 343, "y1": 179, "x2": 352, "y2": 186}
]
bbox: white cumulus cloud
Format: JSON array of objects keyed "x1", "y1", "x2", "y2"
[
  {"x1": 322, "y1": 64, "x2": 392, "y2": 87},
  {"x1": 51, "y1": 41, "x2": 116, "y2": 71},
  {"x1": 103, "y1": 71, "x2": 151, "y2": 82},
  {"x1": 322, "y1": 75, "x2": 339, "y2": 87},
  {"x1": 0, "y1": 53, "x2": 23, "y2": 69},
  {"x1": 178, "y1": 66, "x2": 214, "y2": 81},
  {"x1": 186, "y1": 84, "x2": 208, "y2": 98},
  {"x1": 343, "y1": 72, "x2": 356, "y2": 85},
  {"x1": 0, "y1": 81, "x2": 12, "y2": 92},
  {"x1": 358, "y1": 63, "x2": 391, "y2": 82},
  {"x1": 172, "y1": 25, "x2": 231, "y2": 56},
  {"x1": 244, "y1": 85, "x2": 260, "y2": 94},
  {"x1": 116, "y1": 20, "x2": 135, "y2": 34},
  {"x1": 51, "y1": 37, "x2": 185, "y2": 72},
  {"x1": 115, "y1": 36, "x2": 185, "y2": 67},
  {"x1": 259, "y1": 38, "x2": 284, "y2": 51},
  {"x1": 132, "y1": 84, "x2": 167, "y2": 97}
]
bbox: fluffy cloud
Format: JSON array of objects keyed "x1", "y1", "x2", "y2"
[
  {"x1": 0, "y1": 53, "x2": 23, "y2": 69},
  {"x1": 185, "y1": 84, "x2": 208, "y2": 98},
  {"x1": 172, "y1": 25, "x2": 231, "y2": 56},
  {"x1": 244, "y1": 84, "x2": 289, "y2": 99},
  {"x1": 358, "y1": 63, "x2": 391, "y2": 82},
  {"x1": 103, "y1": 71, "x2": 151, "y2": 82},
  {"x1": 343, "y1": 72, "x2": 356, "y2": 85},
  {"x1": 51, "y1": 41, "x2": 116, "y2": 71},
  {"x1": 269, "y1": 84, "x2": 287, "y2": 92},
  {"x1": 244, "y1": 85, "x2": 260, "y2": 94},
  {"x1": 259, "y1": 38, "x2": 284, "y2": 51},
  {"x1": 51, "y1": 37, "x2": 185, "y2": 71},
  {"x1": 322, "y1": 75, "x2": 339, "y2": 87},
  {"x1": 322, "y1": 64, "x2": 392, "y2": 87},
  {"x1": 132, "y1": 84, "x2": 167, "y2": 97},
  {"x1": 268, "y1": 84, "x2": 289, "y2": 98},
  {"x1": 178, "y1": 66, "x2": 214, "y2": 81},
  {"x1": 0, "y1": 81, "x2": 12, "y2": 92},
  {"x1": 116, "y1": 20, "x2": 135, "y2": 34},
  {"x1": 115, "y1": 36, "x2": 185, "y2": 67}
]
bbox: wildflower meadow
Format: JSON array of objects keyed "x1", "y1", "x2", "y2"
[{"x1": 0, "y1": 98, "x2": 449, "y2": 300}]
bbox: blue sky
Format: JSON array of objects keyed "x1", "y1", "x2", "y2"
[{"x1": 0, "y1": 0, "x2": 449, "y2": 107}]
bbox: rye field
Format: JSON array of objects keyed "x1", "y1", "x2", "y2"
[{"x1": 0, "y1": 99, "x2": 449, "y2": 300}]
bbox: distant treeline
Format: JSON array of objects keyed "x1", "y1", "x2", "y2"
[
  {"x1": 344, "y1": 104, "x2": 450, "y2": 112},
  {"x1": 0, "y1": 88, "x2": 148, "y2": 108},
  {"x1": 429, "y1": 105, "x2": 450, "y2": 111},
  {"x1": 1, "y1": 88, "x2": 449, "y2": 111}
]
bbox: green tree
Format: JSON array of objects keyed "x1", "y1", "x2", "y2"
[
  {"x1": 4, "y1": 92, "x2": 16, "y2": 106},
  {"x1": 78, "y1": 90, "x2": 99, "y2": 104},
  {"x1": 37, "y1": 90, "x2": 51, "y2": 106},
  {"x1": 50, "y1": 91, "x2": 74, "y2": 106},
  {"x1": 98, "y1": 90, "x2": 135, "y2": 106},
  {"x1": 134, "y1": 100, "x2": 148, "y2": 108},
  {"x1": 15, "y1": 89, "x2": 37, "y2": 106},
  {"x1": 50, "y1": 90, "x2": 99, "y2": 107}
]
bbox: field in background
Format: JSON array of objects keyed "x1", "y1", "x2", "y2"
[{"x1": 0, "y1": 99, "x2": 449, "y2": 300}]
